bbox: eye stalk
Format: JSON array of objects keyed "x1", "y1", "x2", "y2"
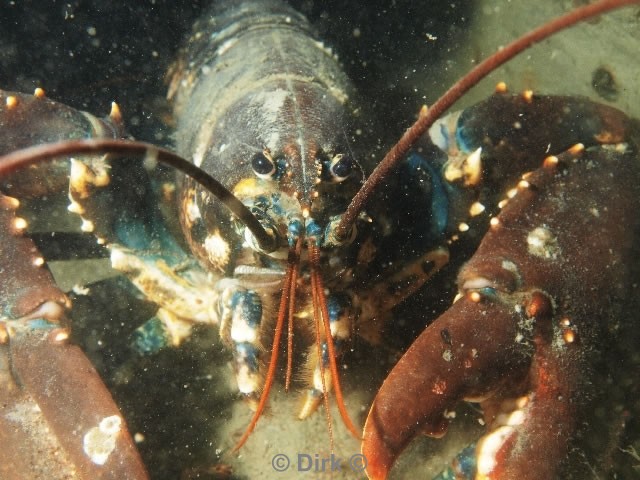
[
  {"x1": 251, "y1": 150, "x2": 276, "y2": 179},
  {"x1": 329, "y1": 153, "x2": 354, "y2": 182}
]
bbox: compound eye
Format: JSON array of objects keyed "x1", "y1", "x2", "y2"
[
  {"x1": 329, "y1": 153, "x2": 354, "y2": 182},
  {"x1": 251, "y1": 150, "x2": 276, "y2": 179}
]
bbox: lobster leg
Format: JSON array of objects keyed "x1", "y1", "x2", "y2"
[
  {"x1": 0, "y1": 193, "x2": 149, "y2": 479},
  {"x1": 363, "y1": 139, "x2": 640, "y2": 478}
]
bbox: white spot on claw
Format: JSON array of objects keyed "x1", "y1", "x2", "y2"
[
  {"x1": 527, "y1": 226, "x2": 561, "y2": 259},
  {"x1": 83, "y1": 415, "x2": 122, "y2": 465}
]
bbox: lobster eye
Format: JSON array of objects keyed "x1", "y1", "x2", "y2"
[
  {"x1": 329, "y1": 153, "x2": 354, "y2": 182},
  {"x1": 251, "y1": 151, "x2": 276, "y2": 179}
]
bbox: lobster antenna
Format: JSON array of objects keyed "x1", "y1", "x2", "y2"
[
  {"x1": 0, "y1": 138, "x2": 277, "y2": 253},
  {"x1": 336, "y1": 0, "x2": 639, "y2": 240}
]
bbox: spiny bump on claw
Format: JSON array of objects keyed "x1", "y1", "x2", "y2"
[
  {"x1": 568, "y1": 142, "x2": 585, "y2": 156},
  {"x1": 464, "y1": 147, "x2": 482, "y2": 186},
  {"x1": 458, "y1": 222, "x2": 470, "y2": 232},
  {"x1": 489, "y1": 217, "x2": 500, "y2": 229},
  {"x1": 563, "y1": 329, "x2": 576, "y2": 344},
  {"x1": 81, "y1": 219, "x2": 95, "y2": 233},
  {"x1": 517, "y1": 180, "x2": 530, "y2": 190},
  {"x1": 469, "y1": 201, "x2": 486, "y2": 217},
  {"x1": 1, "y1": 195, "x2": 20, "y2": 209},
  {"x1": 52, "y1": 329, "x2": 70, "y2": 343},
  {"x1": 110, "y1": 101, "x2": 123, "y2": 124},
  {"x1": 469, "y1": 291, "x2": 482, "y2": 303},
  {"x1": 559, "y1": 318, "x2": 577, "y2": 344},
  {"x1": 444, "y1": 147, "x2": 482, "y2": 186},
  {"x1": 543, "y1": 155, "x2": 559, "y2": 169},
  {"x1": 522, "y1": 89, "x2": 534, "y2": 103},
  {"x1": 32, "y1": 257, "x2": 45, "y2": 267},
  {"x1": 495, "y1": 81, "x2": 508, "y2": 94},
  {"x1": 34, "y1": 87, "x2": 46, "y2": 98},
  {"x1": 6, "y1": 95, "x2": 18, "y2": 109},
  {"x1": 418, "y1": 104, "x2": 429, "y2": 118},
  {"x1": 12, "y1": 217, "x2": 28, "y2": 232}
]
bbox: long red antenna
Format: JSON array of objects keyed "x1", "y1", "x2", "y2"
[
  {"x1": 335, "y1": 0, "x2": 639, "y2": 240},
  {"x1": 233, "y1": 238, "x2": 302, "y2": 451}
]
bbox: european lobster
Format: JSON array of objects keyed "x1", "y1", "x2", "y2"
[{"x1": 1, "y1": 1, "x2": 639, "y2": 479}]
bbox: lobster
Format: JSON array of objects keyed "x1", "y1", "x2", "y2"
[{"x1": 1, "y1": 0, "x2": 639, "y2": 479}]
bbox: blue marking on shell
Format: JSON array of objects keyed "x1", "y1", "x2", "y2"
[
  {"x1": 406, "y1": 152, "x2": 449, "y2": 239},
  {"x1": 305, "y1": 218, "x2": 323, "y2": 240},
  {"x1": 253, "y1": 195, "x2": 270, "y2": 210},
  {"x1": 275, "y1": 158, "x2": 288, "y2": 180},
  {"x1": 114, "y1": 207, "x2": 188, "y2": 267},
  {"x1": 132, "y1": 317, "x2": 169, "y2": 355},
  {"x1": 26, "y1": 319, "x2": 58, "y2": 330},
  {"x1": 327, "y1": 294, "x2": 350, "y2": 323},
  {"x1": 327, "y1": 296, "x2": 341, "y2": 322},
  {"x1": 288, "y1": 218, "x2": 303, "y2": 241},
  {"x1": 235, "y1": 342, "x2": 260, "y2": 371},
  {"x1": 433, "y1": 443, "x2": 477, "y2": 480},
  {"x1": 478, "y1": 286, "x2": 498, "y2": 298},
  {"x1": 231, "y1": 290, "x2": 262, "y2": 329},
  {"x1": 270, "y1": 193, "x2": 283, "y2": 216},
  {"x1": 455, "y1": 110, "x2": 476, "y2": 154}
]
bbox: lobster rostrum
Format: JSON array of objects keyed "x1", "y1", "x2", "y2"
[{"x1": 1, "y1": 0, "x2": 639, "y2": 478}]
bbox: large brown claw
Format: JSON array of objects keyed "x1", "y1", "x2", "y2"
[
  {"x1": 1, "y1": 193, "x2": 149, "y2": 479},
  {"x1": 363, "y1": 295, "x2": 530, "y2": 479},
  {"x1": 8, "y1": 325, "x2": 149, "y2": 479},
  {"x1": 362, "y1": 142, "x2": 640, "y2": 479}
]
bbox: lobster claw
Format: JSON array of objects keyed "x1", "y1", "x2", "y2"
[
  {"x1": 0, "y1": 194, "x2": 148, "y2": 479},
  {"x1": 362, "y1": 293, "x2": 531, "y2": 479},
  {"x1": 362, "y1": 141, "x2": 640, "y2": 479},
  {"x1": 1, "y1": 321, "x2": 149, "y2": 480}
]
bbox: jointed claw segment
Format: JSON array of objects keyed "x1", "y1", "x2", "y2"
[{"x1": 363, "y1": 136, "x2": 640, "y2": 478}]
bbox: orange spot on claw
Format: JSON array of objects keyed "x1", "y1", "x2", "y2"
[
  {"x1": 563, "y1": 329, "x2": 576, "y2": 344},
  {"x1": 432, "y1": 379, "x2": 447, "y2": 395},
  {"x1": 469, "y1": 291, "x2": 482, "y2": 303},
  {"x1": 6, "y1": 96, "x2": 18, "y2": 109},
  {"x1": 543, "y1": 155, "x2": 559, "y2": 168},
  {"x1": 525, "y1": 291, "x2": 552, "y2": 319},
  {"x1": 568, "y1": 143, "x2": 585, "y2": 155}
]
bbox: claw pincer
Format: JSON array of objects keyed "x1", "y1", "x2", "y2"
[
  {"x1": 363, "y1": 94, "x2": 640, "y2": 479},
  {"x1": 1, "y1": 194, "x2": 148, "y2": 479}
]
